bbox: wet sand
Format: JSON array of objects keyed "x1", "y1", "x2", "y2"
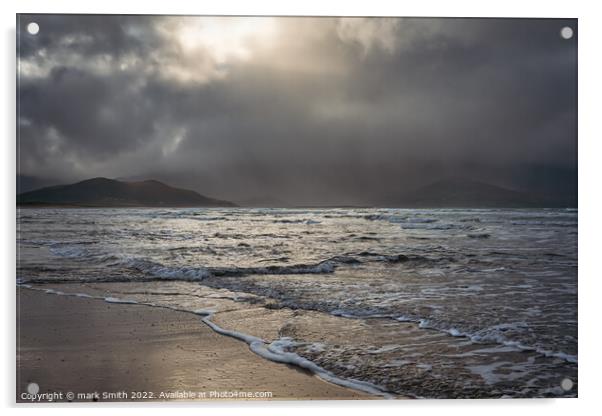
[{"x1": 16, "y1": 288, "x2": 370, "y2": 402}]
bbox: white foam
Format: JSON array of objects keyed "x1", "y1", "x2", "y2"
[
  {"x1": 467, "y1": 362, "x2": 508, "y2": 385},
  {"x1": 43, "y1": 288, "x2": 66, "y2": 296},
  {"x1": 447, "y1": 328, "x2": 463, "y2": 337},
  {"x1": 127, "y1": 259, "x2": 212, "y2": 281},
  {"x1": 260, "y1": 338, "x2": 393, "y2": 398},
  {"x1": 104, "y1": 297, "x2": 139, "y2": 304},
  {"x1": 394, "y1": 315, "x2": 578, "y2": 364},
  {"x1": 193, "y1": 308, "x2": 217, "y2": 316},
  {"x1": 196, "y1": 317, "x2": 392, "y2": 397},
  {"x1": 74, "y1": 293, "x2": 93, "y2": 298},
  {"x1": 416, "y1": 363, "x2": 432, "y2": 371},
  {"x1": 200, "y1": 315, "x2": 266, "y2": 345},
  {"x1": 49, "y1": 246, "x2": 88, "y2": 258}
]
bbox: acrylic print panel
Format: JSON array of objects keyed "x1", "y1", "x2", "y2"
[{"x1": 16, "y1": 14, "x2": 577, "y2": 402}]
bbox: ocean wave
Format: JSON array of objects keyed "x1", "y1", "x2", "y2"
[
  {"x1": 190, "y1": 216, "x2": 229, "y2": 221},
  {"x1": 49, "y1": 245, "x2": 89, "y2": 258},
  {"x1": 393, "y1": 316, "x2": 577, "y2": 364},
  {"x1": 317, "y1": 307, "x2": 578, "y2": 365},
  {"x1": 400, "y1": 223, "x2": 471, "y2": 231},
  {"x1": 355, "y1": 251, "x2": 441, "y2": 265},
  {"x1": 23, "y1": 256, "x2": 340, "y2": 283},
  {"x1": 261, "y1": 298, "x2": 578, "y2": 366},
  {"x1": 124, "y1": 258, "x2": 213, "y2": 281},
  {"x1": 272, "y1": 219, "x2": 321, "y2": 225},
  {"x1": 364, "y1": 214, "x2": 438, "y2": 225},
  {"x1": 37, "y1": 246, "x2": 453, "y2": 284},
  {"x1": 209, "y1": 261, "x2": 336, "y2": 277},
  {"x1": 200, "y1": 322, "x2": 391, "y2": 398},
  {"x1": 467, "y1": 233, "x2": 491, "y2": 239}
]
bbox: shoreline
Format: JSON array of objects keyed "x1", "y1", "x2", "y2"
[{"x1": 17, "y1": 288, "x2": 373, "y2": 402}]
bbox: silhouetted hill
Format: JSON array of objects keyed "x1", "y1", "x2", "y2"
[
  {"x1": 17, "y1": 174, "x2": 59, "y2": 194},
  {"x1": 389, "y1": 179, "x2": 571, "y2": 208},
  {"x1": 17, "y1": 177, "x2": 236, "y2": 207}
]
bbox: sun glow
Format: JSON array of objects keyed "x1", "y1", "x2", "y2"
[{"x1": 174, "y1": 17, "x2": 277, "y2": 64}]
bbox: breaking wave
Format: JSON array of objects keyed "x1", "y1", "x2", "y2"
[{"x1": 21, "y1": 245, "x2": 450, "y2": 285}]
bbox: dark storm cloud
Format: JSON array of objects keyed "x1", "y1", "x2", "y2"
[
  {"x1": 18, "y1": 15, "x2": 161, "y2": 59},
  {"x1": 17, "y1": 15, "x2": 577, "y2": 205},
  {"x1": 20, "y1": 67, "x2": 156, "y2": 156}
]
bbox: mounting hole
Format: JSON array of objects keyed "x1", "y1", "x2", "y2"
[
  {"x1": 27, "y1": 22, "x2": 39, "y2": 35},
  {"x1": 27, "y1": 382, "x2": 40, "y2": 395},
  {"x1": 560, "y1": 26, "x2": 573, "y2": 40},
  {"x1": 560, "y1": 378, "x2": 573, "y2": 391}
]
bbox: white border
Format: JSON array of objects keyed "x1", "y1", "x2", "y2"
[
  {"x1": 1, "y1": 0, "x2": 586, "y2": 17},
  {"x1": 3, "y1": 1, "x2": 601, "y2": 415}
]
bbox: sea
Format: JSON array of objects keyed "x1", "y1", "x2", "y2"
[{"x1": 17, "y1": 207, "x2": 578, "y2": 398}]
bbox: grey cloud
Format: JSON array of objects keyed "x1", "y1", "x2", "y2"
[{"x1": 17, "y1": 15, "x2": 577, "y2": 205}]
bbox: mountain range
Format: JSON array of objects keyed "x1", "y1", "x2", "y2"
[
  {"x1": 387, "y1": 179, "x2": 572, "y2": 208},
  {"x1": 16, "y1": 177, "x2": 574, "y2": 208},
  {"x1": 17, "y1": 177, "x2": 236, "y2": 207}
]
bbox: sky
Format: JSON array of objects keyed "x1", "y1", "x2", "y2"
[{"x1": 17, "y1": 15, "x2": 577, "y2": 205}]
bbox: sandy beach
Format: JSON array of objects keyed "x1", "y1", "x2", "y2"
[{"x1": 16, "y1": 288, "x2": 370, "y2": 402}]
